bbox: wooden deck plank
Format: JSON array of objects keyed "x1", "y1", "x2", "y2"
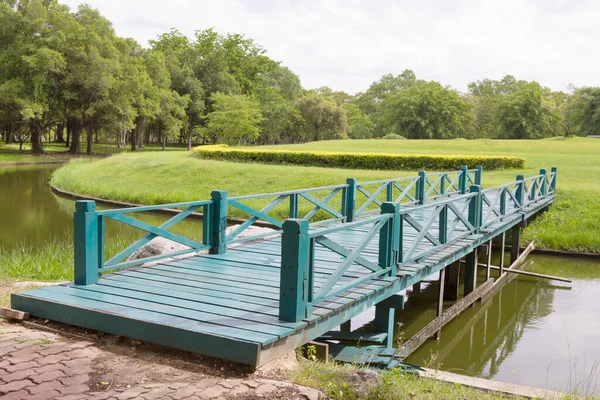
[
  {"x1": 41, "y1": 285, "x2": 298, "y2": 340},
  {"x1": 11, "y1": 291, "x2": 262, "y2": 365}
]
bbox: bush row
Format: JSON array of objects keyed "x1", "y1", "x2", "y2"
[{"x1": 192, "y1": 145, "x2": 525, "y2": 171}]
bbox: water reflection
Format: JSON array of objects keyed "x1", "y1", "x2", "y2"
[{"x1": 398, "y1": 256, "x2": 600, "y2": 395}]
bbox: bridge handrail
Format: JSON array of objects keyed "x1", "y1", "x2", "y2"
[
  {"x1": 73, "y1": 200, "x2": 212, "y2": 284},
  {"x1": 278, "y1": 205, "x2": 399, "y2": 322},
  {"x1": 71, "y1": 166, "x2": 557, "y2": 294}
]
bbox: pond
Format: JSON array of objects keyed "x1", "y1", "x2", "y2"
[{"x1": 1, "y1": 165, "x2": 599, "y2": 396}]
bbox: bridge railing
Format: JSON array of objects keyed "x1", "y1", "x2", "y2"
[
  {"x1": 278, "y1": 203, "x2": 399, "y2": 322},
  {"x1": 73, "y1": 200, "x2": 212, "y2": 285},
  {"x1": 351, "y1": 166, "x2": 481, "y2": 220},
  {"x1": 226, "y1": 184, "x2": 348, "y2": 245},
  {"x1": 398, "y1": 189, "x2": 480, "y2": 265},
  {"x1": 479, "y1": 167, "x2": 557, "y2": 228}
]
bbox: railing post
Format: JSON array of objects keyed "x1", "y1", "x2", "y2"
[
  {"x1": 74, "y1": 200, "x2": 99, "y2": 286},
  {"x1": 438, "y1": 204, "x2": 448, "y2": 244},
  {"x1": 540, "y1": 169, "x2": 547, "y2": 197},
  {"x1": 500, "y1": 188, "x2": 506, "y2": 216},
  {"x1": 345, "y1": 178, "x2": 356, "y2": 222},
  {"x1": 440, "y1": 174, "x2": 446, "y2": 196},
  {"x1": 379, "y1": 202, "x2": 400, "y2": 276},
  {"x1": 279, "y1": 219, "x2": 310, "y2": 322},
  {"x1": 516, "y1": 174, "x2": 524, "y2": 210},
  {"x1": 551, "y1": 167, "x2": 557, "y2": 192},
  {"x1": 418, "y1": 170, "x2": 426, "y2": 204},
  {"x1": 468, "y1": 185, "x2": 481, "y2": 234},
  {"x1": 290, "y1": 193, "x2": 299, "y2": 219},
  {"x1": 475, "y1": 165, "x2": 483, "y2": 186},
  {"x1": 209, "y1": 190, "x2": 228, "y2": 254},
  {"x1": 459, "y1": 165, "x2": 468, "y2": 194},
  {"x1": 386, "y1": 181, "x2": 393, "y2": 202}
]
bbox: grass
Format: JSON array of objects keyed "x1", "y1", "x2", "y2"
[
  {"x1": 0, "y1": 141, "x2": 186, "y2": 163},
  {"x1": 291, "y1": 360, "x2": 592, "y2": 399},
  {"x1": 0, "y1": 234, "x2": 133, "y2": 282},
  {"x1": 50, "y1": 137, "x2": 600, "y2": 252}
]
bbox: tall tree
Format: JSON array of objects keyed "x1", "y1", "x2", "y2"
[
  {"x1": 381, "y1": 80, "x2": 474, "y2": 139},
  {"x1": 566, "y1": 87, "x2": 600, "y2": 137},
  {"x1": 205, "y1": 92, "x2": 263, "y2": 145},
  {"x1": 296, "y1": 93, "x2": 348, "y2": 141}
]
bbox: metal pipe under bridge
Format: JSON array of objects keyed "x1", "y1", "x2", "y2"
[{"x1": 12, "y1": 166, "x2": 557, "y2": 366}]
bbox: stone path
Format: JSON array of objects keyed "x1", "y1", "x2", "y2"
[{"x1": 0, "y1": 321, "x2": 320, "y2": 400}]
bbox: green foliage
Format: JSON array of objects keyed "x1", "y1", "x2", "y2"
[
  {"x1": 567, "y1": 87, "x2": 600, "y2": 137},
  {"x1": 495, "y1": 81, "x2": 565, "y2": 139},
  {"x1": 192, "y1": 145, "x2": 524, "y2": 171},
  {"x1": 381, "y1": 81, "x2": 475, "y2": 139},
  {"x1": 296, "y1": 93, "x2": 348, "y2": 141},
  {"x1": 205, "y1": 92, "x2": 263, "y2": 145},
  {"x1": 381, "y1": 134, "x2": 407, "y2": 140}
]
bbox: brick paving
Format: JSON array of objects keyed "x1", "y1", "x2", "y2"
[{"x1": 0, "y1": 321, "x2": 320, "y2": 400}]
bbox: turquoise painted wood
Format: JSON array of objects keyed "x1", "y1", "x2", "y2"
[
  {"x1": 12, "y1": 167, "x2": 558, "y2": 366},
  {"x1": 74, "y1": 200, "x2": 99, "y2": 285},
  {"x1": 210, "y1": 190, "x2": 228, "y2": 254}
]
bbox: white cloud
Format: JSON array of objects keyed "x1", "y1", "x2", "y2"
[{"x1": 61, "y1": 0, "x2": 600, "y2": 94}]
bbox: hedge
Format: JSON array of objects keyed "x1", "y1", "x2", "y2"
[{"x1": 192, "y1": 145, "x2": 525, "y2": 171}]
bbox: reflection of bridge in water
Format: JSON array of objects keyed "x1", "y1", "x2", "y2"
[{"x1": 408, "y1": 276, "x2": 566, "y2": 378}]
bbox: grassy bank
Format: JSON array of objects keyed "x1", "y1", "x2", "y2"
[
  {"x1": 51, "y1": 140, "x2": 600, "y2": 253},
  {"x1": 0, "y1": 142, "x2": 185, "y2": 163},
  {"x1": 292, "y1": 360, "x2": 589, "y2": 399},
  {"x1": 0, "y1": 235, "x2": 132, "y2": 282}
]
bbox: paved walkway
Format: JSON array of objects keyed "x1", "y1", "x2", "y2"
[{"x1": 0, "y1": 320, "x2": 320, "y2": 400}]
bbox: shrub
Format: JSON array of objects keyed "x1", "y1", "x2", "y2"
[
  {"x1": 192, "y1": 145, "x2": 524, "y2": 171},
  {"x1": 381, "y1": 133, "x2": 407, "y2": 140}
]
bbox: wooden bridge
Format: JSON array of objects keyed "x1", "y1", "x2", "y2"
[{"x1": 12, "y1": 166, "x2": 557, "y2": 366}]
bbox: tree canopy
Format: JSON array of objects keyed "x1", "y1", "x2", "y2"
[{"x1": 1, "y1": 0, "x2": 599, "y2": 154}]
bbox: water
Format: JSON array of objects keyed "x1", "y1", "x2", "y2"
[
  {"x1": 0, "y1": 165, "x2": 203, "y2": 252},
  {"x1": 350, "y1": 256, "x2": 600, "y2": 396},
  {"x1": 2, "y1": 165, "x2": 600, "y2": 395}
]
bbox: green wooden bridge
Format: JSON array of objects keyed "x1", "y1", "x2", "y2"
[{"x1": 12, "y1": 166, "x2": 557, "y2": 366}]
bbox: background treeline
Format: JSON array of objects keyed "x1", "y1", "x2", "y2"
[{"x1": 1, "y1": 1, "x2": 600, "y2": 154}]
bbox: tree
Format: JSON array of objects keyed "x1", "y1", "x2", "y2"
[
  {"x1": 495, "y1": 81, "x2": 564, "y2": 139},
  {"x1": 205, "y1": 92, "x2": 263, "y2": 145},
  {"x1": 356, "y1": 70, "x2": 418, "y2": 136},
  {"x1": 343, "y1": 103, "x2": 374, "y2": 139},
  {"x1": 296, "y1": 93, "x2": 348, "y2": 141},
  {"x1": 381, "y1": 81, "x2": 474, "y2": 139},
  {"x1": 151, "y1": 30, "x2": 205, "y2": 150},
  {"x1": 567, "y1": 87, "x2": 600, "y2": 137}
]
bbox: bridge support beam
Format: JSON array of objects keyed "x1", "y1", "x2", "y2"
[
  {"x1": 510, "y1": 225, "x2": 521, "y2": 264},
  {"x1": 443, "y1": 262, "x2": 460, "y2": 301},
  {"x1": 340, "y1": 320, "x2": 351, "y2": 332},
  {"x1": 374, "y1": 304, "x2": 395, "y2": 348},
  {"x1": 464, "y1": 248, "x2": 478, "y2": 296},
  {"x1": 374, "y1": 295, "x2": 404, "y2": 348},
  {"x1": 435, "y1": 268, "x2": 446, "y2": 340}
]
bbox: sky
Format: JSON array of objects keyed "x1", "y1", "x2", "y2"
[{"x1": 61, "y1": 0, "x2": 600, "y2": 94}]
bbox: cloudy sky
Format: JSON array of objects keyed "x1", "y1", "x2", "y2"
[{"x1": 61, "y1": 0, "x2": 599, "y2": 94}]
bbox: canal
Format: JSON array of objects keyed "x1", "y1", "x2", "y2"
[{"x1": 1, "y1": 164, "x2": 599, "y2": 396}]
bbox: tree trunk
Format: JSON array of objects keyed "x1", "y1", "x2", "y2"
[
  {"x1": 187, "y1": 115, "x2": 193, "y2": 151},
  {"x1": 131, "y1": 127, "x2": 137, "y2": 151},
  {"x1": 65, "y1": 124, "x2": 71, "y2": 147},
  {"x1": 68, "y1": 119, "x2": 82, "y2": 154},
  {"x1": 86, "y1": 125, "x2": 94, "y2": 155},
  {"x1": 29, "y1": 121, "x2": 45, "y2": 154},
  {"x1": 54, "y1": 123, "x2": 65, "y2": 143}
]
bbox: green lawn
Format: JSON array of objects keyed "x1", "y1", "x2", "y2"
[
  {"x1": 50, "y1": 137, "x2": 600, "y2": 253},
  {"x1": 0, "y1": 142, "x2": 186, "y2": 163}
]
